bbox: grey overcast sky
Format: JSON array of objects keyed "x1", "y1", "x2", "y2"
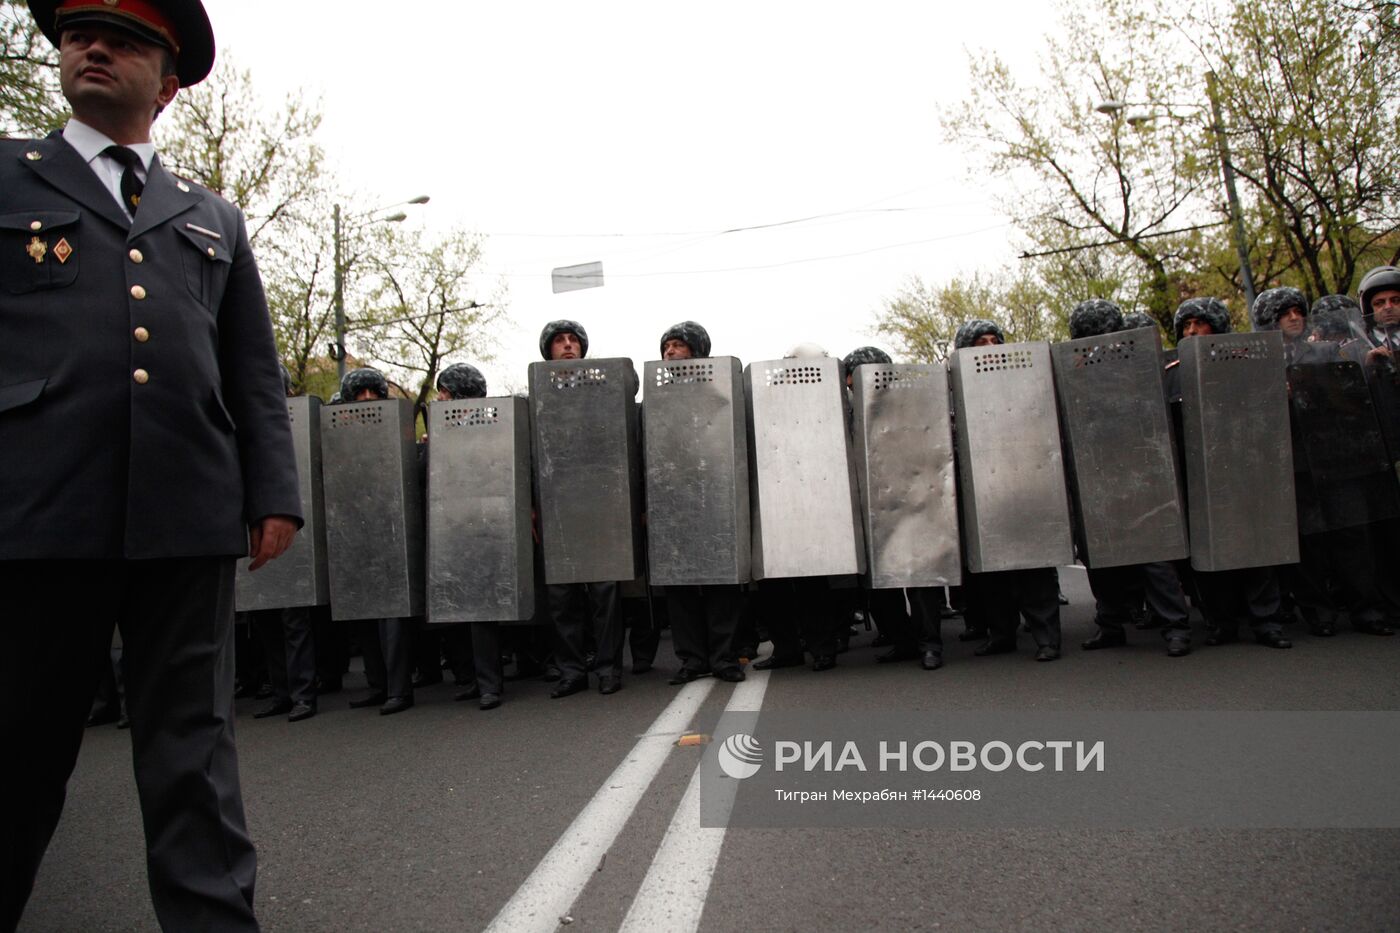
[{"x1": 199, "y1": 1, "x2": 1061, "y2": 392}]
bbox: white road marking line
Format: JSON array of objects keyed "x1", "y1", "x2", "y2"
[
  {"x1": 482, "y1": 679, "x2": 717, "y2": 933},
  {"x1": 618, "y1": 670, "x2": 771, "y2": 933}
]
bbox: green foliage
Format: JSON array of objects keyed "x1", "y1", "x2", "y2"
[{"x1": 0, "y1": 0, "x2": 67, "y2": 136}]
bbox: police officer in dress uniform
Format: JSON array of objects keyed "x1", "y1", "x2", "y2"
[
  {"x1": 1, "y1": 2, "x2": 301, "y2": 929},
  {"x1": 654, "y1": 322, "x2": 747, "y2": 685},
  {"x1": 538, "y1": 320, "x2": 630, "y2": 696},
  {"x1": 1167, "y1": 298, "x2": 1292, "y2": 649},
  {"x1": 338, "y1": 367, "x2": 416, "y2": 715}
]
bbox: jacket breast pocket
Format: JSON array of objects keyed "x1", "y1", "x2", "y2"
[
  {"x1": 0, "y1": 210, "x2": 80, "y2": 294},
  {"x1": 177, "y1": 223, "x2": 232, "y2": 310}
]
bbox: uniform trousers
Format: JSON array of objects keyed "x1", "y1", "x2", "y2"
[
  {"x1": 1, "y1": 558, "x2": 259, "y2": 933},
  {"x1": 667, "y1": 584, "x2": 743, "y2": 675},
  {"x1": 1284, "y1": 526, "x2": 1386, "y2": 628},
  {"x1": 907, "y1": 586, "x2": 949, "y2": 657},
  {"x1": 969, "y1": 567, "x2": 1062, "y2": 650},
  {"x1": 253, "y1": 606, "x2": 317, "y2": 706},
  {"x1": 757, "y1": 577, "x2": 838, "y2": 660},
  {"x1": 1369, "y1": 516, "x2": 1400, "y2": 624},
  {"x1": 548, "y1": 582, "x2": 625, "y2": 681},
  {"x1": 1086, "y1": 563, "x2": 1191, "y2": 642},
  {"x1": 355, "y1": 618, "x2": 414, "y2": 699},
  {"x1": 311, "y1": 605, "x2": 348, "y2": 690},
  {"x1": 1193, "y1": 566, "x2": 1283, "y2": 635}
]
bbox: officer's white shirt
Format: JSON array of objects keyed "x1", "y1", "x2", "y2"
[
  {"x1": 1370, "y1": 326, "x2": 1400, "y2": 350},
  {"x1": 62, "y1": 118, "x2": 155, "y2": 219}
]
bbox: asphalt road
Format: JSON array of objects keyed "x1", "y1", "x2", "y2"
[{"x1": 21, "y1": 567, "x2": 1400, "y2": 932}]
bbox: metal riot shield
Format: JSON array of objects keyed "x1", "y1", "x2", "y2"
[
  {"x1": 320, "y1": 399, "x2": 425, "y2": 620},
  {"x1": 235, "y1": 396, "x2": 330, "y2": 610},
  {"x1": 743, "y1": 357, "x2": 865, "y2": 579},
  {"x1": 1177, "y1": 332, "x2": 1298, "y2": 571},
  {"x1": 851, "y1": 363, "x2": 961, "y2": 588},
  {"x1": 426, "y1": 396, "x2": 535, "y2": 623},
  {"x1": 643, "y1": 357, "x2": 752, "y2": 586},
  {"x1": 1050, "y1": 327, "x2": 1189, "y2": 568},
  {"x1": 950, "y1": 341, "x2": 1074, "y2": 573},
  {"x1": 529, "y1": 358, "x2": 643, "y2": 584},
  {"x1": 1287, "y1": 355, "x2": 1400, "y2": 535}
]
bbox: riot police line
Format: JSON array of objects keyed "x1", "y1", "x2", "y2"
[{"x1": 218, "y1": 275, "x2": 1400, "y2": 720}]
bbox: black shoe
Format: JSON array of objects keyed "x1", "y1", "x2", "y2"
[
  {"x1": 541, "y1": 665, "x2": 563, "y2": 683},
  {"x1": 668, "y1": 669, "x2": 702, "y2": 685},
  {"x1": 632, "y1": 661, "x2": 654, "y2": 674},
  {"x1": 1081, "y1": 628, "x2": 1127, "y2": 651},
  {"x1": 1308, "y1": 620, "x2": 1338, "y2": 637},
  {"x1": 254, "y1": 683, "x2": 275, "y2": 700},
  {"x1": 315, "y1": 677, "x2": 343, "y2": 696},
  {"x1": 716, "y1": 668, "x2": 746, "y2": 683},
  {"x1": 379, "y1": 695, "x2": 414, "y2": 715},
  {"x1": 412, "y1": 672, "x2": 443, "y2": 689},
  {"x1": 479, "y1": 694, "x2": 501, "y2": 711},
  {"x1": 811, "y1": 655, "x2": 837, "y2": 672},
  {"x1": 870, "y1": 633, "x2": 893, "y2": 648},
  {"x1": 116, "y1": 714, "x2": 130, "y2": 729},
  {"x1": 957, "y1": 629, "x2": 987, "y2": 643},
  {"x1": 974, "y1": 638, "x2": 1016, "y2": 656},
  {"x1": 875, "y1": 646, "x2": 920, "y2": 664},
  {"x1": 86, "y1": 709, "x2": 120, "y2": 728},
  {"x1": 349, "y1": 691, "x2": 388, "y2": 709},
  {"x1": 1035, "y1": 645, "x2": 1061, "y2": 662},
  {"x1": 921, "y1": 651, "x2": 944, "y2": 671},
  {"x1": 1254, "y1": 631, "x2": 1293, "y2": 649},
  {"x1": 550, "y1": 678, "x2": 587, "y2": 699},
  {"x1": 1353, "y1": 619, "x2": 1395, "y2": 636},
  {"x1": 753, "y1": 655, "x2": 801, "y2": 671},
  {"x1": 253, "y1": 698, "x2": 294, "y2": 719},
  {"x1": 1165, "y1": 637, "x2": 1191, "y2": 657},
  {"x1": 598, "y1": 675, "x2": 622, "y2": 695},
  {"x1": 1205, "y1": 628, "x2": 1239, "y2": 646},
  {"x1": 454, "y1": 686, "x2": 482, "y2": 702},
  {"x1": 288, "y1": 701, "x2": 317, "y2": 722}
]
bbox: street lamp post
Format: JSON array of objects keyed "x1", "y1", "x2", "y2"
[
  {"x1": 330, "y1": 195, "x2": 430, "y2": 383},
  {"x1": 1097, "y1": 76, "x2": 1258, "y2": 318}
]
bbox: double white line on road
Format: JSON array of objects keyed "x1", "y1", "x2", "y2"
[{"x1": 483, "y1": 671, "x2": 770, "y2": 933}]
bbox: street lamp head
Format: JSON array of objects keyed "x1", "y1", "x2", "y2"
[
  {"x1": 1094, "y1": 100, "x2": 1127, "y2": 115},
  {"x1": 1125, "y1": 111, "x2": 1154, "y2": 127},
  {"x1": 382, "y1": 212, "x2": 408, "y2": 223},
  {"x1": 407, "y1": 195, "x2": 431, "y2": 205}
]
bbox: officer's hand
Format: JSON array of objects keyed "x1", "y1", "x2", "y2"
[
  {"x1": 1367, "y1": 346, "x2": 1392, "y2": 366},
  {"x1": 248, "y1": 515, "x2": 299, "y2": 570}
]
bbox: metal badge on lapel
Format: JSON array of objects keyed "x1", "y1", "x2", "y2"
[
  {"x1": 53, "y1": 238, "x2": 73, "y2": 264},
  {"x1": 25, "y1": 151, "x2": 41, "y2": 161},
  {"x1": 26, "y1": 237, "x2": 46, "y2": 264}
]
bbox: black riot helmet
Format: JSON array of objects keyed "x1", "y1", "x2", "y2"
[
  {"x1": 1312, "y1": 294, "x2": 1361, "y2": 318},
  {"x1": 1309, "y1": 308, "x2": 1352, "y2": 342},
  {"x1": 1068, "y1": 299, "x2": 1125, "y2": 340},
  {"x1": 953, "y1": 319, "x2": 1005, "y2": 350},
  {"x1": 436, "y1": 363, "x2": 487, "y2": 400},
  {"x1": 841, "y1": 346, "x2": 893, "y2": 379},
  {"x1": 1122, "y1": 311, "x2": 1159, "y2": 334},
  {"x1": 659, "y1": 321, "x2": 712, "y2": 359},
  {"x1": 1172, "y1": 298, "x2": 1232, "y2": 341},
  {"x1": 539, "y1": 320, "x2": 589, "y2": 360},
  {"x1": 341, "y1": 367, "x2": 389, "y2": 401},
  {"x1": 1358, "y1": 265, "x2": 1400, "y2": 319},
  {"x1": 1250, "y1": 287, "x2": 1308, "y2": 331}
]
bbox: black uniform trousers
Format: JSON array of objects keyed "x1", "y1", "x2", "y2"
[
  {"x1": 311, "y1": 605, "x2": 348, "y2": 691},
  {"x1": 253, "y1": 606, "x2": 317, "y2": 707},
  {"x1": 548, "y1": 582, "x2": 626, "y2": 681},
  {"x1": 757, "y1": 577, "x2": 838, "y2": 661},
  {"x1": 1086, "y1": 563, "x2": 1191, "y2": 641},
  {"x1": 968, "y1": 567, "x2": 1062, "y2": 650},
  {"x1": 355, "y1": 618, "x2": 414, "y2": 700},
  {"x1": 667, "y1": 584, "x2": 743, "y2": 675},
  {"x1": 1285, "y1": 526, "x2": 1387, "y2": 628},
  {"x1": 1193, "y1": 566, "x2": 1283, "y2": 636},
  {"x1": 1, "y1": 559, "x2": 258, "y2": 933},
  {"x1": 907, "y1": 586, "x2": 948, "y2": 657}
]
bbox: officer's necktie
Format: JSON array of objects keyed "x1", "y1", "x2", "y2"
[{"x1": 102, "y1": 145, "x2": 145, "y2": 215}]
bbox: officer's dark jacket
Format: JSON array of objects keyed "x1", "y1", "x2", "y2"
[{"x1": 0, "y1": 133, "x2": 301, "y2": 559}]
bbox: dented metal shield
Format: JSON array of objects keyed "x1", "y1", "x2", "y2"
[
  {"x1": 529, "y1": 358, "x2": 643, "y2": 584},
  {"x1": 320, "y1": 399, "x2": 425, "y2": 620},
  {"x1": 426, "y1": 396, "x2": 535, "y2": 623},
  {"x1": 744, "y1": 357, "x2": 865, "y2": 579},
  {"x1": 851, "y1": 363, "x2": 961, "y2": 587},
  {"x1": 235, "y1": 396, "x2": 330, "y2": 610},
  {"x1": 950, "y1": 341, "x2": 1074, "y2": 573},
  {"x1": 1177, "y1": 332, "x2": 1298, "y2": 571},
  {"x1": 1050, "y1": 327, "x2": 1188, "y2": 568},
  {"x1": 643, "y1": 357, "x2": 751, "y2": 586}
]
